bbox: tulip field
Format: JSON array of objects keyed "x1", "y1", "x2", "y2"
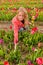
[
  {"x1": 0, "y1": 0, "x2": 43, "y2": 21},
  {"x1": 0, "y1": 0, "x2": 43, "y2": 65}
]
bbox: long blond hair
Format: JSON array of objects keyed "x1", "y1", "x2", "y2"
[{"x1": 17, "y1": 7, "x2": 28, "y2": 25}]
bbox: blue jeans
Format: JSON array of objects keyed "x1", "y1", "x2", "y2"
[
  {"x1": 19, "y1": 28, "x2": 24, "y2": 32},
  {"x1": 19, "y1": 26, "x2": 29, "y2": 32}
]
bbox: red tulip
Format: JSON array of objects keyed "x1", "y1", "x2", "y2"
[
  {"x1": 12, "y1": 8, "x2": 17, "y2": 12},
  {"x1": 36, "y1": 57, "x2": 43, "y2": 65},
  {"x1": 35, "y1": 13, "x2": 38, "y2": 18},
  {"x1": 32, "y1": 27, "x2": 38, "y2": 31},
  {"x1": 4, "y1": 61, "x2": 9, "y2": 65},
  {"x1": 9, "y1": 25, "x2": 12, "y2": 29},
  {"x1": 36, "y1": 8, "x2": 38, "y2": 12},
  {"x1": 31, "y1": 27, "x2": 38, "y2": 34},
  {"x1": 34, "y1": 8, "x2": 39, "y2": 12}
]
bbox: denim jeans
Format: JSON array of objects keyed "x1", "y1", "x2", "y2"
[
  {"x1": 19, "y1": 28, "x2": 24, "y2": 32},
  {"x1": 19, "y1": 26, "x2": 29, "y2": 32}
]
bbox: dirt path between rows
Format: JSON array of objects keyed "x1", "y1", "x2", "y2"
[{"x1": 0, "y1": 21, "x2": 43, "y2": 33}]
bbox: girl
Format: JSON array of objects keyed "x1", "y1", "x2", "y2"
[{"x1": 12, "y1": 7, "x2": 31, "y2": 50}]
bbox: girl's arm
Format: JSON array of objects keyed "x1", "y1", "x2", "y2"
[
  {"x1": 27, "y1": 21, "x2": 31, "y2": 25},
  {"x1": 24, "y1": 20, "x2": 31, "y2": 30},
  {"x1": 14, "y1": 22, "x2": 18, "y2": 44},
  {"x1": 12, "y1": 17, "x2": 18, "y2": 44},
  {"x1": 25, "y1": 20, "x2": 31, "y2": 26},
  {"x1": 25, "y1": 20, "x2": 31, "y2": 25}
]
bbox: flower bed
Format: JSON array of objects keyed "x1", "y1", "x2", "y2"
[
  {"x1": 0, "y1": 29, "x2": 43, "y2": 65},
  {"x1": 0, "y1": 1, "x2": 43, "y2": 64}
]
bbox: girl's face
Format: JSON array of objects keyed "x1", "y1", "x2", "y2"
[{"x1": 17, "y1": 11, "x2": 24, "y2": 21}]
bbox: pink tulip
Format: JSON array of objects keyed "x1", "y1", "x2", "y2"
[
  {"x1": 36, "y1": 57, "x2": 43, "y2": 65},
  {"x1": 31, "y1": 30, "x2": 35, "y2": 34},
  {"x1": 28, "y1": 60, "x2": 31, "y2": 65},
  {"x1": 32, "y1": 47, "x2": 35, "y2": 51},
  {"x1": 28, "y1": 60, "x2": 34, "y2": 65},
  {"x1": 0, "y1": 39, "x2": 4, "y2": 44}
]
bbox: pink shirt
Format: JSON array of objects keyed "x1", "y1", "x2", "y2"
[{"x1": 12, "y1": 16, "x2": 24, "y2": 44}]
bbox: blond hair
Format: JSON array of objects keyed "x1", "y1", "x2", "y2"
[{"x1": 17, "y1": 7, "x2": 29, "y2": 26}]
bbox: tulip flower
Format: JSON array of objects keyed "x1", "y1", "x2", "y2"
[
  {"x1": 12, "y1": 8, "x2": 17, "y2": 12},
  {"x1": 31, "y1": 27, "x2": 38, "y2": 34},
  {"x1": 4, "y1": 61, "x2": 9, "y2": 65},
  {"x1": 35, "y1": 13, "x2": 38, "y2": 19},
  {"x1": 0, "y1": 39, "x2": 4, "y2": 44},
  {"x1": 36, "y1": 8, "x2": 38, "y2": 12},
  {"x1": 36, "y1": 57, "x2": 43, "y2": 65},
  {"x1": 32, "y1": 47, "x2": 38, "y2": 52},
  {"x1": 31, "y1": 30, "x2": 35, "y2": 34},
  {"x1": 32, "y1": 47, "x2": 35, "y2": 51},
  {"x1": 9, "y1": 25, "x2": 12, "y2": 30},
  {"x1": 28, "y1": 60, "x2": 34, "y2": 65},
  {"x1": 28, "y1": 60, "x2": 32, "y2": 65},
  {"x1": 32, "y1": 27, "x2": 38, "y2": 31}
]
